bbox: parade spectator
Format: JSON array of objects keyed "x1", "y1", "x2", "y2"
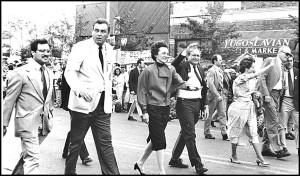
[
  {"x1": 64, "y1": 18, "x2": 119, "y2": 175},
  {"x1": 278, "y1": 56, "x2": 299, "y2": 155},
  {"x1": 204, "y1": 54, "x2": 228, "y2": 140},
  {"x1": 113, "y1": 66, "x2": 125, "y2": 107},
  {"x1": 127, "y1": 59, "x2": 145, "y2": 121},
  {"x1": 258, "y1": 45, "x2": 292, "y2": 158},
  {"x1": 169, "y1": 43, "x2": 209, "y2": 175},
  {"x1": 122, "y1": 67, "x2": 130, "y2": 112},
  {"x1": 60, "y1": 66, "x2": 93, "y2": 165},
  {"x1": 227, "y1": 55, "x2": 274, "y2": 166},
  {"x1": 3, "y1": 39, "x2": 54, "y2": 174},
  {"x1": 134, "y1": 41, "x2": 186, "y2": 175}
]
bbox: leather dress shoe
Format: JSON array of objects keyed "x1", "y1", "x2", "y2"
[
  {"x1": 261, "y1": 149, "x2": 277, "y2": 157},
  {"x1": 222, "y1": 134, "x2": 229, "y2": 141},
  {"x1": 205, "y1": 134, "x2": 215, "y2": 139},
  {"x1": 82, "y1": 157, "x2": 93, "y2": 165},
  {"x1": 169, "y1": 158, "x2": 188, "y2": 168},
  {"x1": 285, "y1": 133, "x2": 295, "y2": 140},
  {"x1": 211, "y1": 121, "x2": 216, "y2": 127},
  {"x1": 282, "y1": 147, "x2": 291, "y2": 156},
  {"x1": 195, "y1": 163, "x2": 208, "y2": 175},
  {"x1": 128, "y1": 116, "x2": 137, "y2": 121},
  {"x1": 276, "y1": 150, "x2": 290, "y2": 159}
]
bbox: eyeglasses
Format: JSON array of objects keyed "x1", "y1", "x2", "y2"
[
  {"x1": 281, "y1": 51, "x2": 291, "y2": 57},
  {"x1": 190, "y1": 54, "x2": 201, "y2": 57},
  {"x1": 37, "y1": 49, "x2": 51, "y2": 54}
]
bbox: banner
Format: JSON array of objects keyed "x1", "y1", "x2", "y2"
[
  {"x1": 222, "y1": 36, "x2": 292, "y2": 55},
  {"x1": 116, "y1": 50, "x2": 153, "y2": 64}
]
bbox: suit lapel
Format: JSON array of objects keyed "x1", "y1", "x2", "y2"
[
  {"x1": 89, "y1": 40, "x2": 105, "y2": 80},
  {"x1": 26, "y1": 66, "x2": 44, "y2": 101}
]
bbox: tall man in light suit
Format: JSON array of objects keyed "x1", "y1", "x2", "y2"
[
  {"x1": 3, "y1": 39, "x2": 54, "y2": 174},
  {"x1": 278, "y1": 56, "x2": 299, "y2": 155},
  {"x1": 64, "y1": 18, "x2": 119, "y2": 174},
  {"x1": 204, "y1": 54, "x2": 228, "y2": 140},
  {"x1": 258, "y1": 45, "x2": 291, "y2": 158}
]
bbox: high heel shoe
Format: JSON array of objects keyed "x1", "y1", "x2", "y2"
[
  {"x1": 230, "y1": 157, "x2": 241, "y2": 164},
  {"x1": 134, "y1": 163, "x2": 146, "y2": 175},
  {"x1": 256, "y1": 158, "x2": 270, "y2": 167}
]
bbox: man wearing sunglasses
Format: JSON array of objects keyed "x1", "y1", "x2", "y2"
[{"x1": 258, "y1": 45, "x2": 292, "y2": 158}]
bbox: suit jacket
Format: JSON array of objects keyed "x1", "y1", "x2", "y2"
[
  {"x1": 60, "y1": 68, "x2": 70, "y2": 111},
  {"x1": 3, "y1": 60, "x2": 54, "y2": 138},
  {"x1": 64, "y1": 38, "x2": 114, "y2": 114},
  {"x1": 279, "y1": 67, "x2": 299, "y2": 111},
  {"x1": 171, "y1": 53, "x2": 208, "y2": 111},
  {"x1": 206, "y1": 65, "x2": 224, "y2": 102},
  {"x1": 129, "y1": 67, "x2": 140, "y2": 94},
  {"x1": 257, "y1": 57, "x2": 281, "y2": 97}
]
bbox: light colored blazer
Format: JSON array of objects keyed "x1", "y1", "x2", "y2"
[
  {"x1": 65, "y1": 38, "x2": 114, "y2": 114},
  {"x1": 207, "y1": 65, "x2": 223, "y2": 102},
  {"x1": 257, "y1": 57, "x2": 281, "y2": 97},
  {"x1": 3, "y1": 60, "x2": 54, "y2": 138}
]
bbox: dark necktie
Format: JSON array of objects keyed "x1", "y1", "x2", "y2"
[
  {"x1": 193, "y1": 65, "x2": 202, "y2": 83},
  {"x1": 40, "y1": 66, "x2": 47, "y2": 99},
  {"x1": 288, "y1": 69, "x2": 294, "y2": 96},
  {"x1": 99, "y1": 46, "x2": 104, "y2": 71}
]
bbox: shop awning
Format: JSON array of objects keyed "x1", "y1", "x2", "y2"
[{"x1": 237, "y1": 30, "x2": 297, "y2": 40}]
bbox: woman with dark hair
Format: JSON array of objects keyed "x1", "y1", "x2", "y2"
[
  {"x1": 227, "y1": 55, "x2": 275, "y2": 166},
  {"x1": 134, "y1": 41, "x2": 186, "y2": 174}
]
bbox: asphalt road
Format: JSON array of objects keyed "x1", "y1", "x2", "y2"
[{"x1": 2, "y1": 107, "x2": 299, "y2": 175}]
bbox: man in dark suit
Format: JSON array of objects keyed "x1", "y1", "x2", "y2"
[
  {"x1": 3, "y1": 39, "x2": 54, "y2": 174},
  {"x1": 257, "y1": 45, "x2": 292, "y2": 158},
  {"x1": 60, "y1": 66, "x2": 93, "y2": 165},
  {"x1": 278, "y1": 56, "x2": 299, "y2": 155},
  {"x1": 126, "y1": 59, "x2": 145, "y2": 121},
  {"x1": 169, "y1": 43, "x2": 209, "y2": 175}
]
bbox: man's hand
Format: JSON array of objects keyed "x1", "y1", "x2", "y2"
[
  {"x1": 142, "y1": 113, "x2": 149, "y2": 124},
  {"x1": 201, "y1": 105, "x2": 209, "y2": 121},
  {"x1": 130, "y1": 91, "x2": 135, "y2": 95},
  {"x1": 264, "y1": 96, "x2": 271, "y2": 103},
  {"x1": 3, "y1": 126, "x2": 7, "y2": 136},
  {"x1": 79, "y1": 89, "x2": 93, "y2": 102}
]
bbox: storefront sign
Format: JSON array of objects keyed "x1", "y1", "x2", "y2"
[{"x1": 222, "y1": 36, "x2": 292, "y2": 55}]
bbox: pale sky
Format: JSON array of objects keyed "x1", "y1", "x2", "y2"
[
  {"x1": 1, "y1": 1, "x2": 96, "y2": 51},
  {"x1": 2, "y1": 1, "x2": 81, "y2": 27}
]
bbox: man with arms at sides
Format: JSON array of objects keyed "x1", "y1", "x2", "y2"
[
  {"x1": 169, "y1": 43, "x2": 209, "y2": 175},
  {"x1": 64, "y1": 18, "x2": 119, "y2": 175},
  {"x1": 258, "y1": 45, "x2": 292, "y2": 158},
  {"x1": 278, "y1": 56, "x2": 299, "y2": 155},
  {"x1": 3, "y1": 39, "x2": 54, "y2": 174},
  {"x1": 204, "y1": 54, "x2": 228, "y2": 140},
  {"x1": 127, "y1": 59, "x2": 145, "y2": 121}
]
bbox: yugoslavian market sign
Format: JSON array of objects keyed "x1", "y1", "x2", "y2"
[{"x1": 222, "y1": 36, "x2": 292, "y2": 55}]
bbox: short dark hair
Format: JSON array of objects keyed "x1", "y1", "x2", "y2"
[
  {"x1": 93, "y1": 18, "x2": 110, "y2": 33},
  {"x1": 211, "y1": 54, "x2": 220, "y2": 64},
  {"x1": 151, "y1": 41, "x2": 168, "y2": 61},
  {"x1": 239, "y1": 55, "x2": 255, "y2": 73},
  {"x1": 30, "y1": 39, "x2": 50, "y2": 52},
  {"x1": 137, "y1": 58, "x2": 144, "y2": 65}
]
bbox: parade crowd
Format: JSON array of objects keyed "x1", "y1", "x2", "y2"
[{"x1": 3, "y1": 18, "x2": 299, "y2": 175}]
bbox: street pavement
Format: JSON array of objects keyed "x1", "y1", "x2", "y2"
[{"x1": 2, "y1": 107, "x2": 299, "y2": 175}]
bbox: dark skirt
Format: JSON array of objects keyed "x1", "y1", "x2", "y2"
[{"x1": 146, "y1": 104, "x2": 170, "y2": 151}]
